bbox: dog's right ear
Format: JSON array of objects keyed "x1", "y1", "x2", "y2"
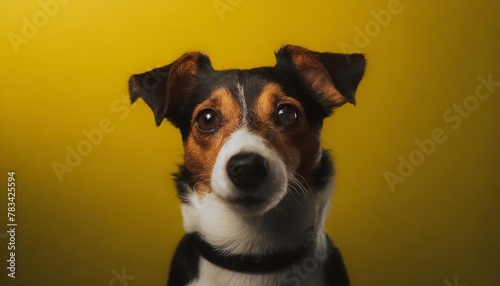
[
  {"x1": 275, "y1": 45, "x2": 366, "y2": 116},
  {"x1": 128, "y1": 52, "x2": 212, "y2": 126}
]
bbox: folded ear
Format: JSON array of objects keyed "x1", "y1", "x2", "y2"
[
  {"x1": 275, "y1": 45, "x2": 366, "y2": 115},
  {"x1": 128, "y1": 52, "x2": 212, "y2": 126}
]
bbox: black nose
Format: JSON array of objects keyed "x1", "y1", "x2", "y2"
[{"x1": 226, "y1": 153, "x2": 268, "y2": 190}]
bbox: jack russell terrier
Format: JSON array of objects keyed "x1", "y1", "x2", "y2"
[{"x1": 128, "y1": 45, "x2": 366, "y2": 286}]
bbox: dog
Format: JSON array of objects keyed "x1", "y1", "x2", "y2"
[{"x1": 128, "y1": 45, "x2": 366, "y2": 286}]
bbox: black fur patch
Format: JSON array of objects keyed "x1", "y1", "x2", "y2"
[
  {"x1": 167, "y1": 234, "x2": 200, "y2": 286},
  {"x1": 173, "y1": 165, "x2": 192, "y2": 204},
  {"x1": 324, "y1": 234, "x2": 350, "y2": 286},
  {"x1": 313, "y1": 150, "x2": 335, "y2": 191}
]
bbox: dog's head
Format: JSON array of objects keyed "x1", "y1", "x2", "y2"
[{"x1": 129, "y1": 45, "x2": 365, "y2": 217}]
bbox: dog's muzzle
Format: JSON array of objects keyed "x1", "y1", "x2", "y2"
[{"x1": 210, "y1": 129, "x2": 288, "y2": 215}]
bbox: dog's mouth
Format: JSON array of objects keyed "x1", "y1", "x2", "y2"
[
  {"x1": 223, "y1": 194, "x2": 272, "y2": 215},
  {"x1": 228, "y1": 196, "x2": 267, "y2": 207}
]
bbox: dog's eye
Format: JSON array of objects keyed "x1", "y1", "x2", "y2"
[
  {"x1": 275, "y1": 104, "x2": 299, "y2": 128},
  {"x1": 196, "y1": 109, "x2": 221, "y2": 133}
]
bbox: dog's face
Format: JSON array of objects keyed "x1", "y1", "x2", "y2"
[{"x1": 129, "y1": 45, "x2": 365, "y2": 217}]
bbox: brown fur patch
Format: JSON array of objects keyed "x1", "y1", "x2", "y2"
[
  {"x1": 285, "y1": 45, "x2": 347, "y2": 108},
  {"x1": 183, "y1": 87, "x2": 241, "y2": 197},
  {"x1": 254, "y1": 83, "x2": 322, "y2": 184},
  {"x1": 165, "y1": 52, "x2": 202, "y2": 119}
]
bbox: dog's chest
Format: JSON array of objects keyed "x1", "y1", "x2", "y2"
[{"x1": 188, "y1": 257, "x2": 325, "y2": 286}]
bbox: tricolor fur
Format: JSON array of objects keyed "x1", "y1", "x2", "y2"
[{"x1": 128, "y1": 45, "x2": 366, "y2": 286}]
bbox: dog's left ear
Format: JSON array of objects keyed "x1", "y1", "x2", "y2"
[
  {"x1": 275, "y1": 45, "x2": 366, "y2": 115},
  {"x1": 128, "y1": 52, "x2": 212, "y2": 126}
]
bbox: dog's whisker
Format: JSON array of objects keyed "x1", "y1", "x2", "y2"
[
  {"x1": 289, "y1": 176, "x2": 312, "y2": 199},
  {"x1": 186, "y1": 173, "x2": 211, "y2": 187}
]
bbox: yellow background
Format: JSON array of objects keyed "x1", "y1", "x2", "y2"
[{"x1": 1, "y1": 0, "x2": 499, "y2": 285}]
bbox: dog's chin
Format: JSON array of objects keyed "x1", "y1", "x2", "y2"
[
  {"x1": 213, "y1": 185, "x2": 288, "y2": 216},
  {"x1": 226, "y1": 196, "x2": 274, "y2": 216}
]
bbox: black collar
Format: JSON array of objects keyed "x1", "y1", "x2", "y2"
[{"x1": 192, "y1": 232, "x2": 314, "y2": 274}]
